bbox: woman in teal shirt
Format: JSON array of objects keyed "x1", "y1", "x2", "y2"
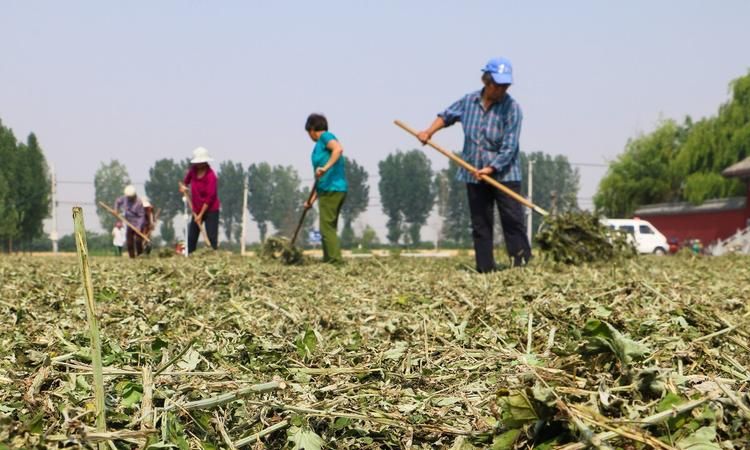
[{"x1": 304, "y1": 113, "x2": 347, "y2": 264}]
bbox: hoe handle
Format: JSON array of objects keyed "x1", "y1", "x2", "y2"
[
  {"x1": 394, "y1": 120, "x2": 549, "y2": 216},
  {"x1": 291, "y1": 182, "x2": 317, "y2": 246},
  {"x1": 98, "y1": 201, "x2": 152, "y2": 242},
  {"x1": 180, "y1": 183, "x2": 213, "y2": 248}
]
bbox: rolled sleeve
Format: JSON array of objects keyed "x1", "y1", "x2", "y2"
[
  {"x1": 437, "y1": 96, "x2": 467, "y2": 127},
  {"x1": 489, "y1": 103, "x2": 523, "y2": 173}
]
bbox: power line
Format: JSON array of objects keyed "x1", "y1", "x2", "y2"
[
  {"x1": 58, "y1": 180, "x2": 146, "y2": 185},
  {"x1": 569, "y1": 162, "x2": 608, "y2": 168}
]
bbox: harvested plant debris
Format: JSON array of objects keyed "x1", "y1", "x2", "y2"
[
  {"x1": 2, "y1": 254, "x2": 750, "y2": 448},
  {"x1": 260, "y1": 236, "x2": 305, "y2": 265},
  {"x1": 536, "y1": 211, "x2": 636, "y2": 264}
]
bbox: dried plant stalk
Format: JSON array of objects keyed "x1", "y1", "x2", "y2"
[{"x1": 73, "y1": 207, "x2": 106, "y2": 448}]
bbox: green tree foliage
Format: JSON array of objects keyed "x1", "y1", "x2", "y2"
[
  {"x1": 0, "y1": 171, "x2": 16, "y2": 239},
  {"x1": 248, "y1": 164, "x2": 315, "y2": 243},
  {"x1": 0, "y1": 120, "x2": 51, "y2": 250},
  {"x1": 359, "y1": 225, "x2": 379, "y2": 249},
  {"x1": 520, "y1": 152, "x2": 580, "y2": 235},
  {"x1": 247, "y1": 163, "x2": 275, "y2": 241},
  {"x1": 435, "y1": 161, "x2": 471, "y2": 246},
  {"x1": 95, "y1": 160, "x2": 131, "y2": 231},
  {"x1": 676, "y1": 74, "x2": 750, "y2": 185},
  {"x1": 269, "y1": 165, "x2": 310, "y2": 239},
  {"x1": 378, "y1": 150, "x2": 435, "y2": 245},
  {"x1": 0, "y1": 123, "x2": 21, "y2": 248},
  {"x1": 596, "y1": 71, "x2": 750, "y2": 215},
  {"x1": 217, "y1": 161, "x2": 246, "y2": 242},
  {"x1": 683, "y1": 172, "x2": 736, "y2": 204},
  {"x1": 15, "y1": 134, "x2": 51, "y2": 243},
  {"x1": 595, "y1": 119, "x2": 685, "y2": 217},
  {"x1": 340, "y1": 158, "x2": 369, "y2": 248},
  {"x1": 145, "y1": 158, "x2": 188, "y2": 244}
]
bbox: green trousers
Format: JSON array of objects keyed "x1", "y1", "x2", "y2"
[{"x1": 318, "y1": 191, "x2": 346, "y2": 264}]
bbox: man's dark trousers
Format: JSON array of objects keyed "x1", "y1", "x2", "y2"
[{"x1": 466, "y1": 181, "x2": 531, "y2": 272}]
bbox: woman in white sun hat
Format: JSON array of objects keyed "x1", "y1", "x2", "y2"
[{"x1": 179, "y1": 147, "x2": 221, "y2": 253}]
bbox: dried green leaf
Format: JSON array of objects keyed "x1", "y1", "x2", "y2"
[{"x1": 287, "y1": 425, "x2": 325, "y2": 450}]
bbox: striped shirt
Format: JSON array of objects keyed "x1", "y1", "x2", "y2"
[{"x1": 438, "y1": 90, "x2": 523, "y2": 183}]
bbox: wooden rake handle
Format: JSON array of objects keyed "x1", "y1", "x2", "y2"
[
  {"x1": 394, "y1": 120, "x2": 549, "y2": 216},
  {"x1": 98, "y1": 201, "x2": 152, "y2": 242},
  {"x1": 291, "y1": 181, "x2": 317, "y2": 246}
]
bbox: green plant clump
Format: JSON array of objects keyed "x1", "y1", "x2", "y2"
[{"x1": 535, "y1": 211, "x2": 635, "y2": 264}]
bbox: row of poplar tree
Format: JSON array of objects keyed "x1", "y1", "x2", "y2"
[
  {"x1": 94, "y1": 151, "x2": 580, "y2": 248},
  {"x1": 0, "y1": 114, "x2": 581, "y2": 251},
  {"x1": 0, "y1": 119, "x2": 51, "y2": 252}
]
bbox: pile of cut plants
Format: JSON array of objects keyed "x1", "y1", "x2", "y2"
[{"x1": 2, "y1": 252, "x2": 750, "y2": 449}]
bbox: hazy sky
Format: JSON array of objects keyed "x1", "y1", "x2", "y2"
[{"x1": 2, "y1": 1, "x2": 749, "y2": 240}]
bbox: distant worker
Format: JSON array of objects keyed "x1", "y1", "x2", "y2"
[
  {"x1": 142, "y1": 197, "x2": 156, "y2": 255},
  {"x1": 416, "y1": 56, "x2": 531, "y2": 272},
  {"x1": 111, "y1": 221, "x2": 125, "y2": 257},
  {"x1": 179, "y1": 147, "x2": 220, "y2": 253},
  {"x1": 304, "y1": 113, "x2": 347, "y2": 265},
  {"x1": 113, "y1": 185, "x2": 145, "y2": 258}
]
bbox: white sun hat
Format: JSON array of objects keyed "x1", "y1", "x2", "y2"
[
  {"x1": 124, "y1": 185, "x2": 136, "y2": 197},
  {"x1": 191, "y1": 147, "x2": 214, "y2": 164}
]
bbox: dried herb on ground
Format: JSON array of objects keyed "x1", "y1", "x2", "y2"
[
  {"x1": 536, "y1": 211, "x2": 636, "y2": 264},
  {"x1": 1, "y1": 254, "x2": 750, "y2": 448},
  {"x1": 260, "y1": 236, "x2": 305, "y2": 265}
]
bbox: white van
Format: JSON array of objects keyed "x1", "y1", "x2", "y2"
[{"x1": 604, "y1": 218, "x2": 668, "y2": 255}]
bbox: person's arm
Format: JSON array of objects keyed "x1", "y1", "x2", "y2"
[
  {"x1": 195, "y1": 204, "x2": 209, "y2": 225},
  {"x1": 113, "y1": 196, "x2": 123, "y2": 211},
  {"x1": 179, "y1": 169, "x2": 192, "y2": 194},
  {"x1": 315, "y1": 136, "x2": 343, "y2": 178},
  {"x1": 304, "y1": 190, "x2": 318, "y2": 209},
  {"x1": 485, "y1": 103, "x2": 522, "y2": 176},
  {"x1": 202, "y1": 171, "x2": 218, "y2": 211},
  {"x1": 196, "y1": 171, "x2": 217, "y2": 224},
  {"x1": 417, "y1": 95, "x2": 466, "y2": 143},
  {"x1": 417, "y1": 117, "x2": 446, "y2": 144}
]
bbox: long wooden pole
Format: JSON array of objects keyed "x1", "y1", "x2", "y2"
[
  {"x1": 291, "y1": 182, "x2": 317, "y2": 246},
  {"x1": 394, "y1": 120, "x2": 549, "y2": 216},
  {"x1": 98, "y1": 201, "x2": 151, "y2": 242},
  {"x1": 72, "y1": 207, "x2": 106, "y2": 449}
]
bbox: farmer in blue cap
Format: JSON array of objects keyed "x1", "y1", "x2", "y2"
[{"x1": 417, "y1": 57, "x2": 531, "y2": 272}]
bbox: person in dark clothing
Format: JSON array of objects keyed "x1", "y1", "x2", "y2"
[
  {"x1": 417, "y1": 57, "x2": 531, "y2": 271},
  {"x1": 113, "y1": 185, "x2": 145, "y2": 258}
]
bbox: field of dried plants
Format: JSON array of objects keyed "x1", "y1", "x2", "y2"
[{"x1": 2, "y1": 252, "x2": 750, "y2": 449}]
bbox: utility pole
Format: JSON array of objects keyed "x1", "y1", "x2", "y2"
[
  {"x1": 50, "y1": 165, "x2": 59, "y2": 253},
  {"x1": 240, "y1": 175, "x2": 248, "y2": 256},
  {"x1": 526, "y1": 158, "x2": 534, "y2": 243}
]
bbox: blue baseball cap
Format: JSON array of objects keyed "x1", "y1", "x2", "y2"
[{"x1": 482, "y1": 57, "x2": 513, "y2": 85}]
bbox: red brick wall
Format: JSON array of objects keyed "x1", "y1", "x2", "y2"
[{"x1": 639, "y1": 210, "x2": 747, "y2": 245}]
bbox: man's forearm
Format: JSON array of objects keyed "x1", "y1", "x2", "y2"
[{"x1": 425, "y1": 117, "x2": 446, "y2": 138}]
